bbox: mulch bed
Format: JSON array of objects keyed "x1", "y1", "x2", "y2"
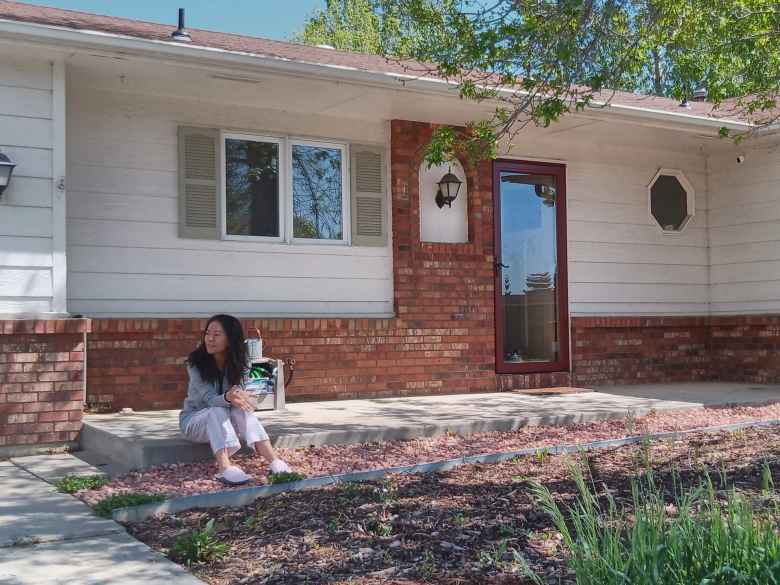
[
  {"x1": 78, "y1": 402, "x2": 780, "y2": 507},
  {"x1": 126, "y1": 424, "x2": 780, "y2": 584}
]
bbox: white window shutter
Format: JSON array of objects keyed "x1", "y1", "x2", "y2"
[
  {"x1": 350, "y1": 145, "x2": 387, "y2": 247},
  {"x1": 178, "y1": 126, "x2": 220, "y2": 239}
]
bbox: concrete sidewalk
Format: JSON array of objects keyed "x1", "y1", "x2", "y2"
[
  {"x1": 79, "y1": 382, "x2": 770, "y2": 472},
  {"x1": 0, "y1": 458, "x2": 203, "y2": 585}
]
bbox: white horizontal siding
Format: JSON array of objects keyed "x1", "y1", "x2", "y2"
[
  {"x1": 68, "y1": 245, "x2": 389, "y2": 279},
  {"x1": 0, "y1": 268, "x2": 52, "y2": 297},
  {"x1": 709, "y1": 145, "x2": 780, "y2": 314},
  {"x1": 68, "y1": 299, "x2": 392, "y2": 317},
  {"x1": 0, "y1": 57, "x2": 55, "y2": 314},
  {"x1": 67, "y1": 86, "x2": 391, "y2": 317},
  {"x1": 0, "y1": 236, "x2": 52, "y2": 267},
  {"x1": 0, "y1": 85, "x2": 52, "y2": 118},
  {"x1": 506, "y1": 126, "x2": 709, "y2": 316}
]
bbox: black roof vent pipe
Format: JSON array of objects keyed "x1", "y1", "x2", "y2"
[{"x1": 171, "y1": 8, "x2": 192, "y2": 42}]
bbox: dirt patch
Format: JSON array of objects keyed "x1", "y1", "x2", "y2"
[{"x1": 127, "y1": 425, "x2": 780, "y2": 584}]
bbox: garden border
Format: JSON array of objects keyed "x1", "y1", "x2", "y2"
[{"x1": 111, "y1": 417, "x2": 780, "y2": 523}]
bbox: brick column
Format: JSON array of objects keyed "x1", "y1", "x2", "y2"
[{"x1": 0, "y1": 318, "x2": 91, "y2": 455}]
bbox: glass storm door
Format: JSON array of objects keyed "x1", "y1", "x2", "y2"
[{"x1": 493, "y1": 160, "x2": 569, "y2": 374}]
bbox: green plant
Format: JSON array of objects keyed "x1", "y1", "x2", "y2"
[
  {"x1": 534, "y1": 447, "x2": 551, "y2": 465},
  {"x1": 365, "y1": 511, "x2": 394, "y2": 537},
  {"x1": 372, "y1": 479, "x2": 398, "y2": 504},
  {"x1": 529, "y1": 461, "x2": 780, "y2": 585},
  {"x1": 93, "y1": 493, "x2": 165, "y2": 518},
  {"x1": 54, "y1": 474, "x2": 108, "y2": 494},
  {"x1": 452, "y1": 512, "x2": 467, "y2": 528},
  {"x1": 170, "y1": 519, "x2": 229, "y2": 566},
  {"x1": 267, "y1": 471, "x2": 307, "y2": 484},
  {"x1": 761, "y1": 461, "x2": 775, "y2": 495},
  {"x1": 497, "y1": 519, "x2": 518, "y2": 538},
  {"x1": 477, "y1": 540, "x2": 532, "y2": 574},
  {"x1": 243, "y1": 509, "x2": 269, "y2": 530},
  {"x1": 417, "y1": 549, "x2": 436, "y2": 580},
  {"x1": 326, "y1": 517, "x2": 341, "y2": 534},
  {"x1": 624, "y1": 409, "x2": 639, "y2": 435}
]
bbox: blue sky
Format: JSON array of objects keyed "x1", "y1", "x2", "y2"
[{"x1": 17, "y1": 0, "x2": 323, "y2": 41}]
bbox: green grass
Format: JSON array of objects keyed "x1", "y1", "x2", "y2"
[
  {"x1": 93, "y1": 493, "x2": 166, "y2": 518},
  {"x1": 527, "y1": 461, "x2": 780, "y2": 585},
  {"x1": 170, "y1": 519, "x2": 229, "y2": 566},
  {"x1": 54, "y1": 474, "x2": 108, "y2": 494},
  {"x1": 267, "y1": 471, "x2": 307, "y2": 484}
]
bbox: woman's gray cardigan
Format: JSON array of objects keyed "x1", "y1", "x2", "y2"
[{"x1": 179, "y1": 364, "x2": 232, "y2": 432}]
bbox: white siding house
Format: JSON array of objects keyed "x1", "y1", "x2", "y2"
[
  {"x1": 709, "y1": 144, "x2": 780, "y2": 315},
  {"x1": 0, "y1": 54, "x2": 66, "y2": 315}
]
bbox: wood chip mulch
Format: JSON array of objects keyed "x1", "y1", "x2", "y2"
[{"x1": 126, "y1": 423, "x2": 780, "y2": 585}]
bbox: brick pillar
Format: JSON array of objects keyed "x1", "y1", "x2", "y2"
[{"x1": 0, "y1": 318, "x2": 90, "y2": 455}]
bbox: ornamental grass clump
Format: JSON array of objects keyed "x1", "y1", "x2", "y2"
[
  {"x1": 529, "y1": 462, "x2": 780, "y2": 585},
  {"x1": 170, "y1": 519, "x2": 229, "y2": 566}
]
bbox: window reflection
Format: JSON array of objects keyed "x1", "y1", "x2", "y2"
[
  {"x1": 499, "y1": 172, "x2": 559, "y2": 363},
  {"x1": 225, "y1": 139, "x2": 279, "y2": 237},
  {"x1": 292, "y1": 144, "x2": 343, "y2": 240}
]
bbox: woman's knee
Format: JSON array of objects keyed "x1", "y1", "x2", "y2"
[{"x1": 206, "y1": 406, "x2": 230, "y2": 422}]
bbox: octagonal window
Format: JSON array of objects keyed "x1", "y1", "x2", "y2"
[{"x1": 648, "y1": 169, "x2": 694, "y2": 232}]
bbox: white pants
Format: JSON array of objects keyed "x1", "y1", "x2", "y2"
[{"x1": 183, "y1": 406, "x2": 269, "y2": 456}]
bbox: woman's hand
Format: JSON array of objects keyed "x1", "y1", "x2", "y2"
[{"x1": 226, "y1": 385, "x2": 255, "y2": 412}]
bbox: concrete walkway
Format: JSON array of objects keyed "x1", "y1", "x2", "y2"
[
  {"x1": 80, "y1": 381, "x2": 780, "y2": 472},
  {"x1": 0, "y1": 457, "x2": 203, "y2": 585}
]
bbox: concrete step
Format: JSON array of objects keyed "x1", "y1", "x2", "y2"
[
  {"x1": 80, "y1": 421, "x2": 214, "y2": 471},
  {"x1": 75, "y1": 386, "x2": 729, "y2": 471}
]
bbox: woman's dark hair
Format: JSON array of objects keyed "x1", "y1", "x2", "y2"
[{"x1": 187, "y1": 314, "x2": 247, "y2": 391}]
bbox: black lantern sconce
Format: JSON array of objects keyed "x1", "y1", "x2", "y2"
[
  {"x1": 0, "y1": 153, "x2": 17, "y2": 198},
  {"x1": 435, "y1": 166, "x2": 463, "y2": 209}
]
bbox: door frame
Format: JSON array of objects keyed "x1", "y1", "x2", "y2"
[{"x1": 493, "y1": 159, "x2": 570, "y2": 375}]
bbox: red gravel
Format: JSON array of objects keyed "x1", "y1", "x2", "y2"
[{"x1": 78, "y1": 402, "x2": 780, "y2": 507}]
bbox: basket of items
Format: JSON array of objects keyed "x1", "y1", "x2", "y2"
[{"x1": 243, "y1": 332, "x2": 286, "y2": 411}]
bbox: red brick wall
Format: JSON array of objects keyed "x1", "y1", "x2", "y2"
[
  {"x1": 571, "y1": 316, "x2": 712, "y2": 386},
  {"x1": 710, "y1": 315, "x2": 780, "y2": 384},
  {"x1": 0, "y1": 319, "x2": 90, "y2": 449}
]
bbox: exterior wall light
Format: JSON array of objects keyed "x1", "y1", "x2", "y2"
[
  {"x1": 435, "y1": 166, "x2": 462, "y2": 208},
  {"x1": 0, "y1": 153, "x2": 17, "y2": 197}
]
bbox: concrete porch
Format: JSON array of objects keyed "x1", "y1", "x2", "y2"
[{"x1": 78, "y1": 383, "x2": 780, "y2": 473}]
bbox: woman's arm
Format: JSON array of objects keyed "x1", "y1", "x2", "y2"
[{"x1": 187, "y1": 365, "x2": 230, "y2": 408}]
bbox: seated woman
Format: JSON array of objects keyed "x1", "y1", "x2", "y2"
[{"x1": 180, "y1": 314, "x2": 291, "y2": 485}]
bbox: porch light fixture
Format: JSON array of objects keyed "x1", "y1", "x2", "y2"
[
  {"x1": 0, "y1": 153, "x2": 16, "y2": 197},
  {"x1": 435, "y1": 166, "x2": 462, "y2": 209}
]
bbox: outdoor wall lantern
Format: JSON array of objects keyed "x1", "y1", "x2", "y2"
[
  {"x1": 0, "y1": 153, "x2": 16, "y2": 198},
  {"x1": 435, "y1": 166, "x2": 463, "y2": 208}
]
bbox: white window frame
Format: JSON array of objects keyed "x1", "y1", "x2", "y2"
[
  {"x1": 288, "y1": 138, "x2": 350, "y2": 246},
  {"x1": 646, "y1": 168, "x2": 696, "y2": 235},
  {"x1": 221, "y1": 132, "x2": 286, "y2": 243},
  {"x1": 220, "y1": 132, "x2": 350, "y2": 245}
]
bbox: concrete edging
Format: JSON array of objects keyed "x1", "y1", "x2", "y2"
[{"x1": 112, "y1": 417, "x2": 780, "y2": 523}]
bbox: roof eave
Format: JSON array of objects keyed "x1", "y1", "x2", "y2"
[{"x1": 0, "y1": 16, "x2": 753, "y2": 133}]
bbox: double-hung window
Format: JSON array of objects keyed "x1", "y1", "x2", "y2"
[
  {"x1": 178, "y1": 125, "x2": 385, "y2": 247},
  {"x1": 222, "y1": 133, "x2": 349, "y2": 244}
]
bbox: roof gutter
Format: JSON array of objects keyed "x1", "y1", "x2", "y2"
[{"x1": 0, "y1": 17, "x2": 754, "y2": 134}]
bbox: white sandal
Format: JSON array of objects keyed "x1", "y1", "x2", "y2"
[
  {"x1": 268, "y1": 458, "x2": 291, "y2": 474},
  {"x1": 216, "y1": 465, "x2": 252, "y2": 485}
]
